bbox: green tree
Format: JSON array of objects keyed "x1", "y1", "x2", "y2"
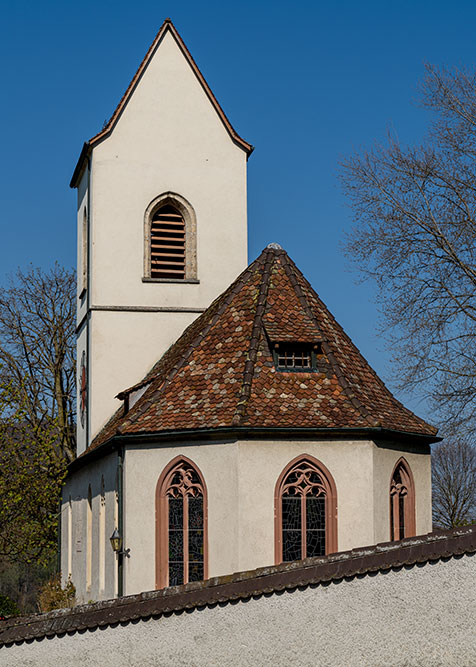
[
  {"x1": 0, "y1": 594, "x2": 20, "y2": 619},
  {"x1": 0, "y1": 380, "x2": 67, "y2": 566}
]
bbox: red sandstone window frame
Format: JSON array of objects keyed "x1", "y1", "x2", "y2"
[
  {"x1": 155, "y1": 455, "x2": 208, "y2": 589},
  {"x1": 274, "y1": 454, "x2": 338, "y2": 564},
  {"x1": 390, "y1": 457, "x2": 416, "y2": 541}
]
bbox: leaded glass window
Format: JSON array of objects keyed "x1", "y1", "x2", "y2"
[
  {"x1": 279, "y1": 459, "x2": 331, "y2": 562},
  {"x1": 390, "y1": 459, "x2": 415, "y2": 541},
  {"x1": 157, "y1": 459, "x2": 207, "y2": 588}
]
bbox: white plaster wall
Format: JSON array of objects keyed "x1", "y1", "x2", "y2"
[
  {"x1": 75, "y1": 323, "x2": 88, "y2": 455},
  {"x1": 76, "y1": 169, "x2": 88, "y2": 323},
  {"x1": 4, "y1": 553, "x2": 475, "y2": 666},
  {"x1": 90, "y1": 30, "x2": 248, "y2": 308},
  {"x1": 123, "y1": 441, "x2": 240, "y2": 595},
  {"x1": 81, "y1": 29, "x2": 248, "y2": 441},
  {"x1": 123, "y1": 438, "x2": 378, "y2": 595},
  {"x1": 88, "y1": 309, "x2": 198, "y2": 439},
  {"x1": 373, "y1": 444, "x2": 432, "y2": 543},
  {"x1": 61, "y1": 452, "x2": 119, "y2": 603}
]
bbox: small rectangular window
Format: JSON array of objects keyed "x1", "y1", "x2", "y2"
[{"x1": 273, "y1": 343, "x2": 320, "y2": 371}]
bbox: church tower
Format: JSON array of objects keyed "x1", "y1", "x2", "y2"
[{"x1": 71, "y1": 20, "x2": 252, "y2": 454}]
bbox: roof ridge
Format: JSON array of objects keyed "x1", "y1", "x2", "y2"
[
  {"x1": 280, "y1": 253, "x2": 377, "y2": 426},
  {"x1": 117, "y1": 260, "x2": 259, "y2": 434},
  {"x1": 232, "y1": 249, "x2": 274, "y2": 426}
]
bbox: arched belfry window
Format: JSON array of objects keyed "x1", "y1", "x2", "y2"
[
  {"x1": 150, "y1": 204, "x2": 185, "y2": 279},
  {"x1": 156, "y1": 456, "x2": 207, "y2": 589},
  {"x1": 390, "y1": 458, "x2": 416, "y2": 541},
  {"x1": 144, "y1": 193, "x2": 197, "y2": 282},
  {"x1": 275, "y1": 455, "x2": 337, "y2": 564}
]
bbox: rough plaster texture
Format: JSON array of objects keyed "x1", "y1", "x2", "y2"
[
  {"x1": 61, "y1": 452, "x2": 119, "y2": 602},
  {"x1": 3, "y1": 553, "x2": 475, "y2": 666},
  {"x1": 123, "y1": 439, "x2": 431, "y2": 595},
  {"x1": 373, "y1": 443, "x2": 432, "y2": 539},
  {"x1": 75, "y1": 29, "x2": 248, "y2": 451}
]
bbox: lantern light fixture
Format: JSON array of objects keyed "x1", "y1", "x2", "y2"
[{"x1": 109, "y1": 528, "x2": 131, "y2": 557}]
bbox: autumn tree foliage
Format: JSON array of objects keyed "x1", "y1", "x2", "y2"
[
  {"x1": 0, "y1": 381, "x2": 67, "y2": 565},
  {"x1": 0, "y1": 264, "x2": 75, "y2": 568}
]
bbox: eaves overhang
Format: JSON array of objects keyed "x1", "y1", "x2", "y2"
[{"x1": 68, "y1": 426, "x2": 441, "y2": 476}]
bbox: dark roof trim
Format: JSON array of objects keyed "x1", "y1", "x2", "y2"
[
  {"x1": 1, "y1": 525, "x2": 474, "y2": 647},
  {"x1": 70, "y1": 425, "x2": 439, "y2": 475},
  {"x1": 70, "y1": 18, "x2": 253, "y2": 188},
  {"x1": 232, "y1": 248, "x2": 274, "y2": 425},
  {"x1": 281, "y1": 253, "x2": 375, "y2": 425},
  {"x1": 70, "y1": 142, "x2": 90, "y2": 188}
]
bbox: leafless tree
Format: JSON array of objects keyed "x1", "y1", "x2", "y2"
[
  {"x1": 432, "y1": 438, "x2": 476, "y2": 528},
  {"x1": 0, "y1": 265, "x2": 76, "y2": 461},
  {"x1": 340, "y1": 64, "x2": 476, "y2": 433}
]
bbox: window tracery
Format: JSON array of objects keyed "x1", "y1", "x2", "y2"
[
  {"x1": 156, "y1": 457, "x2": 207, "y2": 589},
  {"x1": 275, "y1": 456, "x2": 337, "y2": 563},
  {"x1": 390, "y1": 458, "x2": 416, "y2": 541}
]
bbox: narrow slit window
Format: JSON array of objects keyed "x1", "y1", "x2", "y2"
[
  {"x1": 150, "y1": 204, "x2": 186, "y2": 279},
  {"x1": 390, "y1": 459, "x2": 416, "y2": 541}
]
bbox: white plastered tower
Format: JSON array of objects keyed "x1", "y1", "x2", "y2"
[{"x1": 71, "y1": 20, "x2": 252, "y2": 454}]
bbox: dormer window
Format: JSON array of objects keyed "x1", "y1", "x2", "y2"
[{"x1": 273, "y1": 343, "x2": 321, "y2": 371}]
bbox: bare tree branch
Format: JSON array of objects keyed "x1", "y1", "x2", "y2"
[
  {"x1": 340, "y1": 64, "x2": 476, "y2": 434},
  {"x1": 0, "y1": 265, "x2": 76, "y2": 461},
  {"x1": 432, "y1": 438, "x2": 476, "y2": 527}
]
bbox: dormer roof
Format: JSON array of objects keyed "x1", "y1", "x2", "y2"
[
  {"x1": 70, "y1": 18, "x2": 253, "y2": 188},
  {"x1": 87, "y1": 245, "x2": 437, "y2": 454}
]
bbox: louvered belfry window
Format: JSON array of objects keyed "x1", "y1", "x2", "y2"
[{"x1": 150, "y1": 204, "x2": 186, "y2": 279}]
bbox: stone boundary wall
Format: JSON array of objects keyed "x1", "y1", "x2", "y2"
[{"x1": 1, "y1": 526, "x2": 475, "y2": 666}]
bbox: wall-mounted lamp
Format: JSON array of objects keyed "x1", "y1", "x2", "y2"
[{"x1": 109, "y1": 528, "x2": 131, "y2": 558}]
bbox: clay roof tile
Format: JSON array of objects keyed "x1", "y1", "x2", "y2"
[{"x1": 88, "y1": 246, "x2": 437, "y2": 453}]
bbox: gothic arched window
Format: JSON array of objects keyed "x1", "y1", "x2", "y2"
[
  {"x1": 156, "y1": 456, "x2": 207, "y2": 589},
  {"x1": 275, "y1": 455, "x2": 337, "y2": 564},
  {"x1": 144, "y1": 193, "x2": 197, "y2": 282},
  {"x1": 390, "y1": 458, "x2": 416, "y2": 541}
]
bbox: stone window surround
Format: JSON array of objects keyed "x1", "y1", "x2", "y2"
[
  {"x1": 274, "y1": 454, "x2": 338, "y2": 564},
  {"x1": 155, "y1": 455, "x2": 208, "y2": 590},
  {"x1": 390, "y1": 457, "x2": 416, "y2": 541},
  {"x1": 143, "y1": 192, "x2": 198, "y2": 283}
]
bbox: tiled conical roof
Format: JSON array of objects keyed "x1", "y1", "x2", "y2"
[{"x1": 89, "y1": 246, "x2": 437, "y2": 452}]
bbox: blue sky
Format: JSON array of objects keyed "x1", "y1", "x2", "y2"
[{"x1": 2, "y1": 0, "x2": 476, "y2": 421}]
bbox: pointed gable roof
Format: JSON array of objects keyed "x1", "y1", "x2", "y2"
[
  {"x1": 88, "y1": 245, "x2": 437, "y2": 454},
  {"x1": 70, "y1": 18, "x2": 253, "y2": 188}
]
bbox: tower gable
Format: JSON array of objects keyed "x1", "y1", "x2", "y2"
[
  {"x1": 70, "y1": 19, "x2": 252, "y2": 188},
  {"x1": 72, "y1": 20, "x2": 251, "y2": 453}
]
